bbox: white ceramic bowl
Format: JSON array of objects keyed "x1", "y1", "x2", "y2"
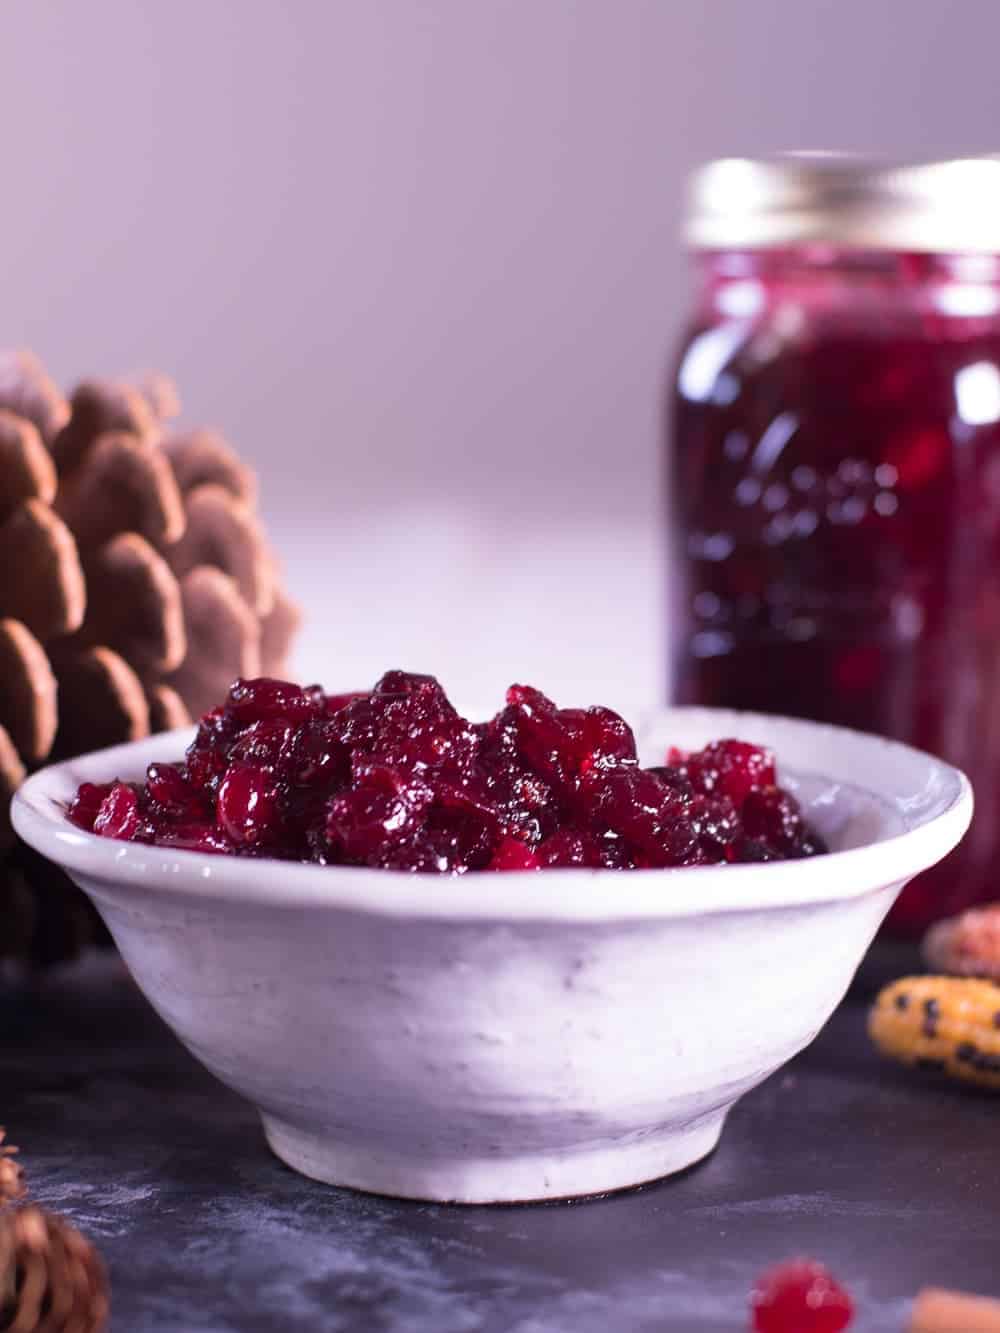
[{"x1": 12, "y1": 708, "x2": 971, "y2": 1204}]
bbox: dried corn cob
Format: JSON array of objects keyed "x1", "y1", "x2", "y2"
[
  {"x1": 910, "y1": 1287, "x2": 1000, "y2": 1332},
  {"x1": 868, "y1": 975, "x2": 1000, "y2": 1090}
]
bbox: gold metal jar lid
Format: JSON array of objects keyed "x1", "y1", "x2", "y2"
[{"x1": 685, "y1": 154, "x2": 1000, "y2": 253}]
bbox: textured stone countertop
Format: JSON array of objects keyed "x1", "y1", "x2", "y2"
[{"x1": 3, "y1": 945, "x2": 996, "y2": 1333}]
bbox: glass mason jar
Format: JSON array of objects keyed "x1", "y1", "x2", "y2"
[{"x1": 669, "y1": 156, "x2": 1000, "y2": 933}]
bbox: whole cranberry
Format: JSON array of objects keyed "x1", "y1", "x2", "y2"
[
  {"x1": 191, "y1": 705, "x2": 241, "y2": 750},
  {"x1": 475, "y1": 720, "x2": 560, "y2": 840},
  {"x1": 503, "y1": 686, "x2": 637, "y2": 799},
  {"x1": 217, "y1": 762, "x2": 283, "y2": 846},
  {"x1": 293, "y1": 719, "x2": 352, "y2": 788},
  {"x1": 228, "y1": 719, "x2": 299, "y2": 772},
  {"x1": 185, "y1": 746, "x2": 229, "y2": 795},
  {"x1": 588, "y1": 768, "x2": 699, "y2": 866},
  {"x1": 325, "y1": 766, "x2": 433, "y2": 864},
  {"x1": 489, "y1": 837, "x2": 541, "y2": 871},
  {"x1": 67, "y1": 782, "x2": 115, "y2": 832},
  {"x1": 686, "y1": 739, "x2": 776, "y2": 803},
  {"x1": 370, "y1": 706, "x2": 479, "y2": 781},
  {"x1": 688, "y1": 793, "x2": 739, "y2": 859},
  {"x1": 226, "y1": 677, "x2": 319, "y2": 725},
  {"x1": 185, "y1": 707, "x2": 240, "y2": 794},
  {"x1": 378, "y1": 811, "x2": 494, "y2": 873},
  {"x1": 324, "y1": 695, "x2": 381, "y2": 753},
  {"x1": 503, "y1": 686, "x2": 577, "y2": 794},
  {"x1": 145, "y1": 764, "x2": 209, "y2": 821},
  {"x1": 92, "y1": 783, "x2": 141, "y2": 840},
  {"x1": 750, "y1": 1259, "x2": 854, "y2": 1333},
  {"x1": 742, "y1": 786, "x2": 804, "y2": 852},
  {"x1": 577, "y1": 706, "x2": 638, "y2": 774},
  {"x1": 373, "y1": 669, "x2": 457, "y2": 710}
]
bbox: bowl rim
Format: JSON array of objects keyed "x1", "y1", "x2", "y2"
[{"x1": 11, "y1": 707, "x2": 973, "y2": 922}]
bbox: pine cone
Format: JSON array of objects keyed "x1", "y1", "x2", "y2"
[
  {"x1": 0, "y1": 1207, "x2": 108, "y2": 1332},
  {"x1": 0, "y1": 350, "x2": 301, "y2": 966},
  {"x1": 0, "y1": 1134, "x2": 23, "y2": 1207}
]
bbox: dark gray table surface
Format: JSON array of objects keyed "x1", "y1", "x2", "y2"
[{"x1": 3, "y1": 945, "x2": 997, "y2": 1333}]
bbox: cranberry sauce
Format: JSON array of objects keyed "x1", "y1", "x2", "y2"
[
  {"x1": 68, "y1": 673, "x2": 825, "y2": 872},
  {"x1": 670, "y1": 249, "x2": 1000, "y2": 930}
]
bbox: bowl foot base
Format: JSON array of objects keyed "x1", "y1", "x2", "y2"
[{"x1": 260, "y1": 1110, "x2": 727, "y2": 1204}]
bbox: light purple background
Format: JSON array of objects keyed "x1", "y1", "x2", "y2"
[{"x1": 5, "y1": 1, "x2": 996, "y2": 714}]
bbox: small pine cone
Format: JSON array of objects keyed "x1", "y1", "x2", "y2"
[
  {"x1": 0, "y1": 1132, "x2": 23, "y2": 1205},
  {"x1": 0, "y1": 350, "x2": 300, "y2": 967},
  {"x1": 0, "y1": 1206, "x2": 108, "y2": 1332}
]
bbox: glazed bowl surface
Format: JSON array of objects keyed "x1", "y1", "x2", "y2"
[{"x1": 12, "y1": 707, "x2": 972, "y2": 1203}]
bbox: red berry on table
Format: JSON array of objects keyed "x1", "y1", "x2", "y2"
[{"x1": 750, "y1": 1259, "x2": 854, "y2": 1333}]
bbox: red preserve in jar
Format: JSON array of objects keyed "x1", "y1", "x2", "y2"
[{"x1": 669, "y1": 155, "x2": 1000, "y2": 932}]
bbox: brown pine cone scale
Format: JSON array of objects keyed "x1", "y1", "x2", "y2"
[
  {"x1": 0, "y1": 1207, "x2": 109, "y2": 1333},
  {"x1": 0, "y1": 413, "x2": 57, "y2": 522},
  {"x1": 0, "y1": 1133, "x2": 24, "y2": 1207}
]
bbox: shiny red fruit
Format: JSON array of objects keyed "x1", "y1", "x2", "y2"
[
  {"x1": 145, "y1": 763, "x2": 208, "y2": 820},
  {"x1": 750, "y1": 1259, "x2": 854, "y2": 1333},
  {"x1": 489, "y1": 837, "x2": 540, "y2": 871},
  {"x1": 686, "y1": 739, "x2": 776, "y2": 803},
  {"x1": 92, "y1": 783, "x2": 141, "y2": 840},
  {"x1": 217, "y1": 762, "x2": 282, "y2": 846},
  {"x1": 67, "y1": 782, "x2": 114, "y2": 831},
  {"x1": 226, "y1": 677, "x2": 319, "y2": 725}
]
